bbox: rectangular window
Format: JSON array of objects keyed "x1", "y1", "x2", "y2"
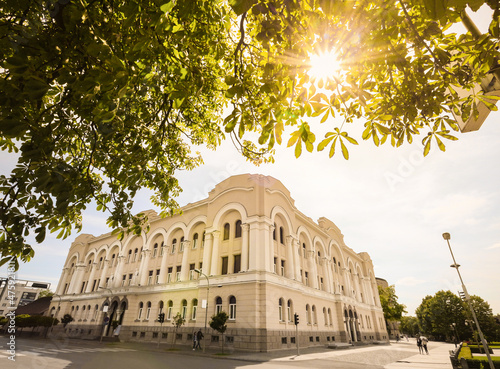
[
  {"x1": 189, "y1": 264, "x2": 195, "y2": 280},
  {"x1": 221, "y1": 256, "x2": 228, "y2": 275},
  {"x1": 148, "y1": 270, "x2": 153, "y2": 285},
  {"x1": 80, "y1": 282, "x2": 86, "y2": 293},
  {"x1": 274, "y1": 257, "x2": 277, "y2": 273},
  {"x1": 167, "y1": 307, "x2": 172, "y2": 320},
  {"x1": 167, "y1": 267, "x2": 173, "y2": 283},
  {"x1": 176, "y1": 266, "x2": 181, "y2": 281},
  {"x1": 128, "y1": 274, "x2": 133, "y2": 286},
  {"x1": 233, "y1": 255, "x2": 241, "y2": 273},
  {"x1": 229, "y1": 303, "x2": 236, "y2": 320},
  {"x1": 198, "y1": 262, "x2": 203, "y2": 273},
  {"x1": 91, "y1": 280, "x2": 97, "y2": 292},
  {"x1": 122, "y1": 275, "x2": 126, "y2": 287},
  {"x1": 320, "y1": 277, "x2": 324, "y2": 290},
  {"x1": 305, "y1": 272, "x2": 309, "y2": 286},
  {"x1": 281, "y1": 260, "x2": 285, "y2": 276},
  {"x1": 192, "y1": 306, "x2": 197, "y2": 320},
  {"x1": 279, "y1": 305, "x2": 283, "y2": 321},
  {"x1": 179, "y1": 242, "x2": 184, "y2": 252}
]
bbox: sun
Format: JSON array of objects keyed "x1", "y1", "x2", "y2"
[{"x1": 307, "y1": 49, "x2": 343, "y2": 83}]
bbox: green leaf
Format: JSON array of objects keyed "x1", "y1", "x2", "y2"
[
  {"x1": 422, "y1": 0, "x2": 447, "y2": 20},
  {"x1": 340, "y1": 138, "x2": 349, "y2": 159},
  {"x1": 160, "y1": 2, "x2": 175, "y2": 14},
  {"x1": 228, "y1": 0, "x2": 256, "y2": 15}
]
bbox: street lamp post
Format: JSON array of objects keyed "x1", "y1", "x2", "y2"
[
  {"x1": 442, "y1": 233, "x2": 494, "y2": 369},
  {"x1": 194, "y1": 269, "x2": 209, "y2": 353}
]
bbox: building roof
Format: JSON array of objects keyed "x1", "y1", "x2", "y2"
[{"x1": 15, "y1": 296, "x2": 52, "y2": 316}]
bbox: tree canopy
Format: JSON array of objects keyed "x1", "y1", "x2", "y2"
[
  {"x1": 378, "y1": 284, "x2": 407, "y2": 322},
  {"x1": 1, "y1": 0, "x2": 499, "y2": 267},
  {"x1": 415, "y1": 290, "x2": 497, "y2": 341}
]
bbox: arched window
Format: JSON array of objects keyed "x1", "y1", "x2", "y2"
[
  {"x1": 328, "y1": 308, "x2": 333, "y2": 326},
  {"x1": 146, "y1": 302, "x2": 152, "y2": 320},
  {"x1": 138, "y1": 247, "x2": 143, "y2": 261},
  {"x1": 323, "y1": 307, "x2": 328, "y2": 326},
  {"x1": 273, "y1": 223, "x2": 276, "y2": 240},
  {"x1": 278, "y1": 298, "x2": 284, "y2": 321},
  {"x1": 159, "y1": 301, "x2": 164, "y2": 314},
  {"x1": 171, "y1": 239, "x2": 177, "y2": 253},
  {"x1": 302, "y1": 243, "x2": 306, "y2": 258},
  {"x1": 93, "y1": 305, "x2": 99, "y2": 320},
  {"x1": 215, "y1": 296, "x2": 222, "y2": 314},
  {"x1": 127, "y1": 249, "x2": 132, "y2": 263},
  {"x1": 235, "y1": 220, "x2": 242, "y2": 238},
  {"x1": 306, "y1": 304, "x2": 311, "y2": 324},
  {"x1": 287, "y1": 300, "x2": 293, "y2": 322},
  {"x1": 192, "y1": 299, "x2": 198, "y2": 320},
  {"x1": 82, "y1": 305, "x2": 86, "y2": 320},
  {"x1": 223, "y1": 223, "x2": 230, "y2": 240},
  {"x1": 167, "y1": 300, "x2": 173, "y2": 320},
  {"x1": 312, "y1": 305, "x2": 317, "y2": 325},
  {"x1": 180, "y1": 237, "x2": 185, "y2": 252},
  {"x1": 317, "y1": 251, "x2": 321, "y2": 265},
  {"x1": 181, "y1": 299, "x2": 187, "y2": 319},
  {"x1": 98, "y1": 257, "x2": 103, "y2": 269},
  {"x1": 111, "y1": 254, "x2": 116, "y2": 267},
  {"x1": 87, "y1": 259, "x2": 92, "y2": 271},
  {"x1": 133, "y1": 248, "x2": 138, "y2": 262},
  {"x1": 138, "y1": 302, "x2": 144, "y2": 320},
  {"x1": 229, "y1": 296, "x2": 236, "y2": 320},
  {"x1": 153, "y1": 243, "x2": 158, "y2": 257},
  {"x1": 279, "y1": 227, "x2": 284, "y2": 244},
  {"x1": 193, "y1": 233, "x2": 198, "y2": 249}
]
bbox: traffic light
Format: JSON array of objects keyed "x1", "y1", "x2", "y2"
[
  {"x1": 158, "y1": 313, "x2": 165, "y2": 323},
  {"x1": 294, "y1": 313, "x2": 299, "y2": 325}
]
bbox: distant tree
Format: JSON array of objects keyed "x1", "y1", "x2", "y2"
[
  {"x1": 378, "y1": 285, "x2": 407, "y2": 328},
  {"x1": 399, "y1": 316, "x2": 420, "y2": 337},
  {"x1": 171, "y1": 312, "x2": 185, "y2": 348},
  {"x1": 60, "y1": 314, "x2": 73, "y2": 327},
  {"x1": 209, "y1": 311, "x2": 228, "y2": 353},
  {"x1": 37, "y1": 290, "x2": 54, "y2": 299},
  {"x1": 415, "y1": 290, "x2": 496, "y2": 342}
]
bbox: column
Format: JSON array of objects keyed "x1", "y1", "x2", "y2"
[
  {"x1": 158, "y1": 245, "x2": 170, "y2": 284},
  {"x1": 69, "y1": 264, "x2": 86, "y2": 294},
  {"x1": 248, "y1": 221, "x2": 272, "y2": 272},
  {"x1": 209, "y1": 231, "x2": 220, "y2": 276},
  {"x1": 293, "y1": 240, "x2": 301, "y2": 281},
  {"x1": 138, "y1": 249, "x2": 151, "y2": 286},
  {"x1": 285, "y1": 236, "x2": 295, "y2": 279},
  {"x1": 99, "y1": 259, "x2": 111, "y2": 288},
  {"x1": 55, "y1": 268, "x2": 69, "y2": 295},
  {"x1": 114, "y1": 255, "x2": 126, "y2": 287},
  {"x1": 85, "y1": 263, "x2": 98, "y2": 293},
  {"x1": 240, "y1": 223, "x2": 249, "y2": 271},
  {"x1": 325, "y1": 259, "x2": 334, "y2": 293},
  {"x1": 180, "y1": 241, "x2": 190, "y2": 280},
  {"x1": 201, "y1": 231, "x2": 213, "y2": 275},
  {"x1": 268, "y1": 224, "x2": 275, "y2": 273},
  {"x1": 308, "y1": 251, "x2": 319, "y2": 289}
]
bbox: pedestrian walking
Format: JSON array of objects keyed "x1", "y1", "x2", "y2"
[
  {"x1": 192, "y1": 331, "x2": 197, "y2": 350},
  {"x1": 417, "y1": 336, "x2": 423, "y2": 354},
  {"x1": 420, "y1": 335, "x2": 429, "y2": 354},
  {"x1": 195, "y1": 329, "x2": 203, "y2": 350}
]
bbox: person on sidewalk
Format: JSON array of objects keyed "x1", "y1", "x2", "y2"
[
  {"x1": 192, "y1": 331, "x2": 197, "y2": 350},
  {"x1": 420, "y1": 335, "x2": 429, "y2": 354},
  {"x1": 417, "y1": 336, "x2": 423, "y2": 354},
  {"x1": 195, "y1": 329, "x2": 203, "y2": 350}
]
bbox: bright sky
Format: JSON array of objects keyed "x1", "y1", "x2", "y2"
[{"x1": 1, "y1": 7, "x2": 499, "y2": 317}]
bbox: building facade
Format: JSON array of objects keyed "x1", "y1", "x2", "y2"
[
  {"x1": 0, "y1": 279, "x2": 51, "y2": 317},
  {"x1": 49, "y1": 174, "x2": 388, "y2": 351}
]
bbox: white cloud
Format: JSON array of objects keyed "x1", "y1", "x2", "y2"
[
  {"x1": 486, "y1": 243, "x2": 500, "y2": 250},
  {"x1": 396, "y1": 277, "x2": 426, "y2": 286}
]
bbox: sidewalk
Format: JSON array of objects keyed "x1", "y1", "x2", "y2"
[{"x1": 384, "y1": 340, "x2": 455, "y2": 369}]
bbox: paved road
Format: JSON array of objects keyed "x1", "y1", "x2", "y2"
[{"x1": 0, "y1": 335, "x2": 454, "y2": 369}]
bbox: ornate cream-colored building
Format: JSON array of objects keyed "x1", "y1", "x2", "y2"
[{"x1": 49, "y1": 174, "x2": 388, "y2": 351}]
